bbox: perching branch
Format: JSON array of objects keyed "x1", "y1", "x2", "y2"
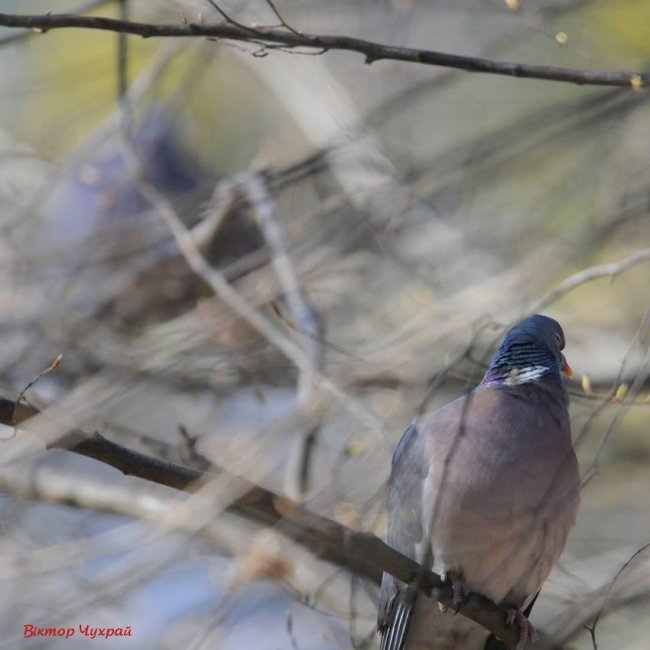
[
  {"x1": 0, "y1": 10, "x2": 647, "y2": 88},
  {"x1": 0, "y1": 395, "x2": 526, "y2": 649}
]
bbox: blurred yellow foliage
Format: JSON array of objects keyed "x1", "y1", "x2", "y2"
[
  {"x1": 19, "y1": 28, "x2": 157, "y2": 154},
  {"x1": 588, "y1": 1, "x2": 650, "y2": 59}
]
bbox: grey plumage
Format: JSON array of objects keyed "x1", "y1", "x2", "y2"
[{"x1": 378, "y1": 315, "x2": 580, "y2": 650}]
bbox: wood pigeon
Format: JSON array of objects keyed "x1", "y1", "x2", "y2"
[{"x1": 378, "y1": 314, "x2": 580, "y2": 650}]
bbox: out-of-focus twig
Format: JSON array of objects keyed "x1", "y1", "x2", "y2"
[
  {"x1": 14, "y1": 354, "x2": 63, "y2": 422},
  {"x1": 240, "y1": 168, "x2": 323, "y2": 499},
  {"x1": 242, "y1": 173, "x2": 323, "y2": 396},
  {"x1": 571, "y1": 311, "x2": 650, "y2": 460},
  {"x1": 119, "y1": 128, "x2": 386, "y2": 440},
  {"x1": 530, "y1": 248, "x2": 650, "y2": 313},
  {"x1": 117, "y1": 0, "x2": 129, "y2": 101},
  {"x1": 543, "y1": 547, "x2": 650, "y2": 647},
  {"x1": 585, "y1": 543, "x2": 650, "y2": 650},
  {"x1": 192, "y1": 179, "x2": 239, "y2": 250},
  {"x1": 581, "y1": 311, "x2": 650, "y2": 486},
  {"x1": 0, "y1": 460, "x2": 247, "y2": 561}
]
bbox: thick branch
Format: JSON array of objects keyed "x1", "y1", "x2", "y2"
[
  {"x1": 0, "y1": 396, "x2": 522, "y2": 648},
  {"x1": 0, "y1": 11, "x2": 647, "y2": 88}
]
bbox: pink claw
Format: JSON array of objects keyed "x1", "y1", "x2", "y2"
[{"x1": 506, "y1": 608, "x2": 538, "y2": 650}]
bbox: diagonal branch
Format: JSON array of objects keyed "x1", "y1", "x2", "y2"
[
  {"x1": 0, "y1": 395, "x2": 525, "y2": 648},
  {"x1": 0, "y1": 11, "x2": 646, "y2": 88}
]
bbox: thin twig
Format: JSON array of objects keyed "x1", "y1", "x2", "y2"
[
  {"x1": 240, "y1": 168, "x2": 323, "y2": 499},
  {"x1": 203, "y1": 0, "x2": 261, "y2": 35},
  {"x1": 241, "y1": 169, "x2": 323, "y2": 395},
  {"x1": 265, "y1": 0, "x2": 302, "y2": 36},
  {"x1": 192, "y1": 178, "x2": 239, "y2": 250},
  {"x1": 581, "y1": 311, "x2": 650, "y2": 486},
  {"x1": 117, "y1": 126, "x2": 386, "y2": 441},
  {"x1": 530, "y1": 248, "x2": 650, "y2": 312},
  {"x1": 586, "y1": 543, "x2": 650, "y2": 650},
  {"x1": 14, "y1": 354, "x2": 63, "y2": 426},
  {"x1": 575, "y1": 306, "x2": 650, "y2": 448}
]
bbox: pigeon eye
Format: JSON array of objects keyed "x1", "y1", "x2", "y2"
[{"x1": 553, "y1": 332, "x2": 562, "y2": 348}]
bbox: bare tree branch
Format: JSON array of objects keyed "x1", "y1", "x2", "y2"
[
  {"x1": 0, "y1": 10, "x2": 647, "y2": 88},
  {"x1": 0, "y1": 395, "x2": 527, "y2": 649}
]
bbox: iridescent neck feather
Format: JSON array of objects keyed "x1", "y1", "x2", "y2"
[{"x1": 481, "y1": 342, "x2": 559, "y2": 388}]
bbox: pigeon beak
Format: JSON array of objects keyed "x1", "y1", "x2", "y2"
[{"x1": 561, "y1": 353, "x2": 573, "y2": 378}]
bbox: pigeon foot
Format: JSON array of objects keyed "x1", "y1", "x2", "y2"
[
  {"x1": 506, "y1": 608, "x2": 539, "y2": 650},
  {"x1": 445, "y1": 572, "x2": 469, "y2": 610}
]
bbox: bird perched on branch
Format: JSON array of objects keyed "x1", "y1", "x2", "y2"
[{"x1": 378, "y1": 314, "x2": 580, "y2": 650}]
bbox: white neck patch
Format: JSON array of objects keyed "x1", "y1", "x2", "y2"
[{"x1": 502, "y1": 365, "x2": 550, "y2": 386}]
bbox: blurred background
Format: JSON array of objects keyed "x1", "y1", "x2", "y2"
[{"x1": 0, "y1": 0, "x2": 649, "y2": 648}]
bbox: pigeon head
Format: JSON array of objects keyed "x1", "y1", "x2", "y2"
[{"x1": 482, "y1": 314, "x2": 572, "y2": 387}]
